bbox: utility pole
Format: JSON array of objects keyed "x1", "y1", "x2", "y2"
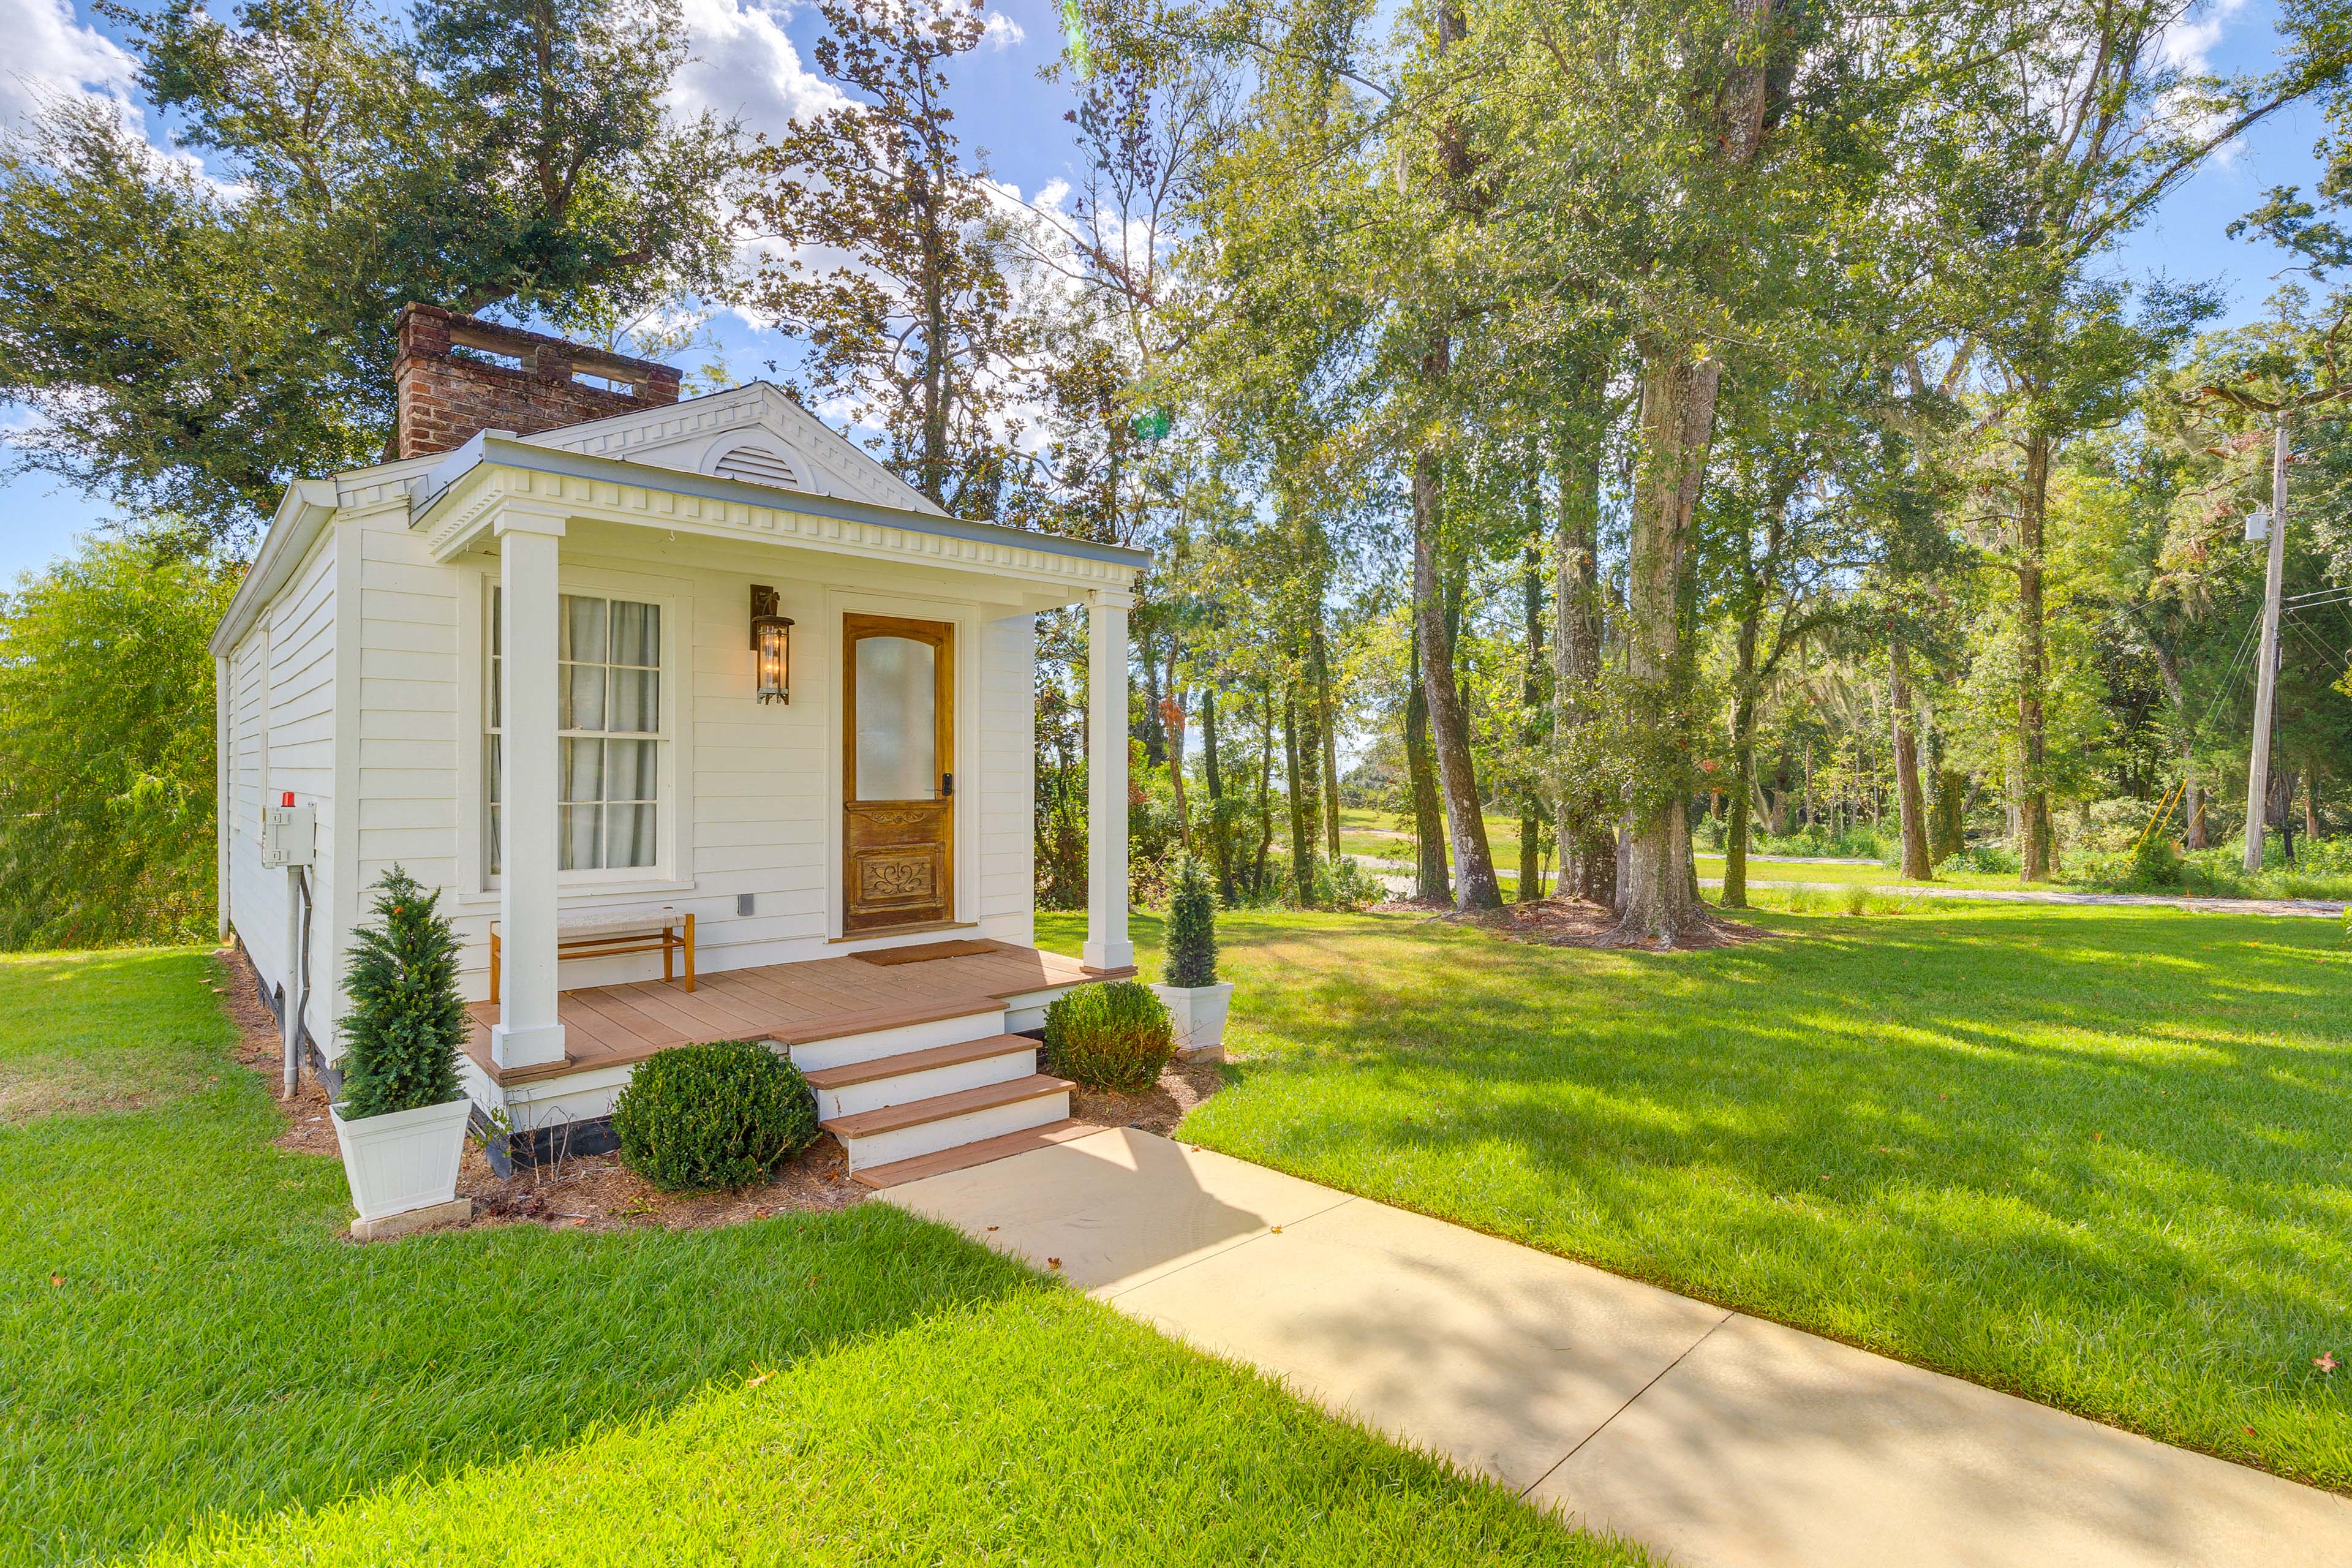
[{"x1": 2244, "y1": 415, "x2": 2290, "y2": 875}]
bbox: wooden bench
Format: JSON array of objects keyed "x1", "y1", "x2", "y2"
[{"x1": 489, "y1": 907, "x2": 695, "y2": 1004}]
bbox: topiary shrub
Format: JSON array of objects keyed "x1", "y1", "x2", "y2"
[
  {"x1": 337, "y1": 866, "x2": 466, "y2": 1119},
  {"x1": 1163, "y1": 854, "x2": 1219, "y2": 988},
  {"x1": 1044, "y1": 981, "x2": 1175, "y2": 1093},
  {"x1": 610, "y1": 1039, "x2": 817, "y2": 1191}
]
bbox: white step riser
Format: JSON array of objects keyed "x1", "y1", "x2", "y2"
[
  {"x1": 840, "y1": 1091, "x2": 1071, "y2": 1172},
  {"x1": 777, "y1": 1009, "x2": 1007, "y2": 1072},
  {"x1": 815, "y1": 1047, "x2": 1039, "y2": 1120}
]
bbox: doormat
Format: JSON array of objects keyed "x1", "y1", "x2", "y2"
[{"x1": 853, "y1": 938, "x2": 1001, "y2": 967}]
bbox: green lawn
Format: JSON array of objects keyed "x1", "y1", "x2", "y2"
[
  {"x1": 1695, "y1": 855, "x2": 2032, "y2": 891},
  {"x1": 1044, "y1": 904, "x2": 2352, "y2": 1490},
  {"x1": 0, "y1": 948, "x2": 1642, "y2": 1568}
]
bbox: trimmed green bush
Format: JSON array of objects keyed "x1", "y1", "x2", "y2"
[
  {"x1": 337, "y1": 866, "x2": 466, "y2": 1118},
  {"x1": 1163, "y1": 854, "x2": 1219, "y2": 988},
  {"x1": 1044, "y1": 981, "x2": 1175, "y2": 1093},
  {"x1": 611, "y1": 1039, "x2": 818, "y2": 1191}
]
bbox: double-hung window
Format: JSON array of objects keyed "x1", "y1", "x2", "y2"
[{"x1": 487, "y1": 589, "x2": 664, "y2": 876}]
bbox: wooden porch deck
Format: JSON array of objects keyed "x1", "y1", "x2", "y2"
[{"x1": 464, "y1": 939, "x2": 1129, "y2": 1087}]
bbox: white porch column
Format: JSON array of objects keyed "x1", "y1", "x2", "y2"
[
  {"x1": 1083, "y1": 587, "x2": 1136, "y2": 973},
  {"x1": 491, "y1": 508, "x2": 568, "y2": 1069}
]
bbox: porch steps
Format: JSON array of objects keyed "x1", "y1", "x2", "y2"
[
  {"x1": 781, "y1": 1006, "x2": 1008, "y2": 1072},
  {"x1": 802, "y1": 1033, "x2": 1041, "y2": 1119},
  {"x1": 849, "y1": 1118, "x2": 1098, "y2": 1189},
  {"x1": 820, "y1": 1072, "x2": 1075, "y2": 1174}
]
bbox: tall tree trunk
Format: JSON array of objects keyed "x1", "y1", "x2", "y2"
[
  {"x1": 1163, "y1": 641, "x2": 1191, "y2": 853},
  {"x1": 1724, "y1": 609, "x2": 1762, "y2": 910},
  {"x1": 1294, "y1": 652, "x2": 1324, "y2": 861},
  {"x1": 1890, "y1": 638, "x2": 1934, "y2": 880},
  {"x1": 1412, "y1": 431, "x2": 1503, "y2": 910},
  {"x1": 2016, "y1": 431, "x2": 2054, "y2": 880},
  {"x1": 1405, "y1": 625, "x2": 1451, "y2": 902},
  {"x1": 2307, "y1": 762, "x2": 2324, "y2": 841},
  {"x1": 1615, "y1": 348, "x2": 1723, "y2": 940},
  {"x1": 1140, "y1": 629, "x2": 1167, "y2": 769},
  {"x1": 1202, "y1": 684, "x2": 1235, "y2": 903},
  {"x1": 1551, "y1": 382, "x2": 1615, "y2": 903},
  {"x1": 1254, "y1": 688, "x2": 1275, "y2": 894},
  {"x1": 1283, "y1": 688, "x2": 1315, "y2": 904},
  {"x1": 1518, "y1": 538, "x2": 1547, "y2": 902},
  {"x1": 2147, "y1": 639, "x2": 2205, "y2": 850},
  {"x1": 1313, "y1": 624, "x2": 1343, "y2": 864}
]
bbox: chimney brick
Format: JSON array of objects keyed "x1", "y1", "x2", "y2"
[{"x1": 392, "y1": 303, "x2": 684, "y2": 459}]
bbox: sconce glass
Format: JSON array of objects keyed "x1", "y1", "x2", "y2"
[{"x1": 749, "y1": 584, "x2": 793, "y2": 704}]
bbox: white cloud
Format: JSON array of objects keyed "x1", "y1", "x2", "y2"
[
  {"x1": 2160, "y1": 0, "x2": 2249, "y2": 75},
  {"x1": 981, "y1": 10, "x2": 1025, "y2": 50},
  {"x1": 0, "y1": 0, "x2": 135, "y2": 133},
  {"x1": 670, "y1": 0, "x2": 848, "y2": 144}
]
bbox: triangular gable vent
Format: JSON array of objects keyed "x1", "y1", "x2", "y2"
[{"x1": 714, "y1": 444, "x2": 799, "y2": 489}]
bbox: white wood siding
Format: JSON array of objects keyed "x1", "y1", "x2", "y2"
[{"x1": 225, "y1": 528, "x2": 337, "y2": 1053}]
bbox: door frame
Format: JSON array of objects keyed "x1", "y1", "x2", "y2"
[{"x1": 839, "y1": 609, "x2": 957, "y2": 935}]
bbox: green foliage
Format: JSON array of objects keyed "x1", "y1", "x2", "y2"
[
  {"x1": 1, "y1": 0, "x2": 738, "y2": 542},
  {"x1": 1940, "y1": 841, "x2": 2022, "y2": 877},
  {"x1": 1163, "y1": 854, "x2": 1219, "y2": 987},
  {"x1": 610, "y1": 1039, "x2": 816, "y2": 1191},
  {"x1": 1317, "y1": 856, "x2": 1390, "y2": 913},
  {"x1": 0, "y1": 535, "x2": 235, "y2": 950},
  {"x1": 1044, "y1": 980, "x2": 1174, "y2": 1093},
  {"x1": 739, "y1": 0, "x2": 1016, "y2": 516},
  {"x1": 336, "y1": 868, "x2": 466, "y2": 1119}
]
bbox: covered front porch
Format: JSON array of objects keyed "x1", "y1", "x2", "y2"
[
  {"x1": 409, "y1": 432, "x2": 1144, "y2": 1082},
  {"x1": 459, "y1": 936, "x2": 1133, "y2": 1182},
  {"x1": 462, "y1": 937, "x2": 1115, "y2": 1088}
]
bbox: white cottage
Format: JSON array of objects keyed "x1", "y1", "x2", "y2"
[{"x1": 211, "y1": 306, "x2": 1144, "y2": 1185}]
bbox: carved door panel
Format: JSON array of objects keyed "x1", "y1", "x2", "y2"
[{"x1": 842, "y1": 614, "x2": 954, "y2": 933}]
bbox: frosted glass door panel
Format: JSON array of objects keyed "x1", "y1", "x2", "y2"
[{"x1": 854, "y1": 636, "x2": 936, "y2": 801}]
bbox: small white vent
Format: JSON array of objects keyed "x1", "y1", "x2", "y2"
[{"x1": 714, "y1": 445, "x2": 799, "y2": 489}]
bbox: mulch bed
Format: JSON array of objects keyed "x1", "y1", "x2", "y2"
[
  {"x1": 211, "y1": 943, "x2": 1221, "y2": 1237},
  {"x1": 216, "y1": 943, "x2": 863, "y2": 1232},
  {"x1": 1374, "y1": 894, "x2": 1776, "y2": 952},
  {"x1": 1067, "y1": 1055, "x2": 1227, "y2": 1137}
]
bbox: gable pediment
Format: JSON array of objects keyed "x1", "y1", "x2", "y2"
[{"x1": 516, "y1": 383, "x2": 945, "y2": 516}]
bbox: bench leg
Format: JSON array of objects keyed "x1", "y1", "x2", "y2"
[
  {"x1": 489, "y1": 930, "x2": 500, "y2": 1007},
  {"x1": 664, "y1": 930, "x2": 674, "y2": 984},
  {"x1": 683, "y1": 913, "x2": 696, "y2": 992}
]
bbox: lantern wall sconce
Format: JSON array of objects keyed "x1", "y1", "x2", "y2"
[{"x1": 749, "y1": 585, "x2": 793, "y2": 704}]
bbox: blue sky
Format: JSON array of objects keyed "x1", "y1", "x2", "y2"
[{"x1": 0, "y1": 0, "x2": 2332, "y2": 581}]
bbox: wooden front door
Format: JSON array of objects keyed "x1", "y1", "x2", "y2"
[{"x1": 842, "y1": 614, "x2": 954, "y2": 934}]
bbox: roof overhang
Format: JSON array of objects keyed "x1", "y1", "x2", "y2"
[
  {"x1": 208, "y1": 478, "x2": 342, "y2": 656},
  {"x1": 413, "y1": 434, "x2": 1148, "y2": 593}
]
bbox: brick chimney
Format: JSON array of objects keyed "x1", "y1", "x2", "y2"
[{"x1": 392, "y1": 303, "x2": 684, "y2": 459}]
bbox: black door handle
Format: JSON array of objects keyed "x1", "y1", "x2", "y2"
[{"x1": 941, "y1": 772, "x2": 954, "y2": 799}]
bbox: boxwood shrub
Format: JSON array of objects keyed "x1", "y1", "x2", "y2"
[
  {"x1": 610, "y1": 1039, "x2": 818, "y2": 1191},
  {"x1": 1044, "y1": 981, "x2": 1175, "y2": 1093}
]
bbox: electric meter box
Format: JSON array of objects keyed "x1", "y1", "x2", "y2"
[{"x1": 261, "y1": 804, "x2": 316, "y2": 868}]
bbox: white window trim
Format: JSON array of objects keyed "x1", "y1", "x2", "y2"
[{"x1": 453, "y1": 560, "x2": 697, "y2": 910}]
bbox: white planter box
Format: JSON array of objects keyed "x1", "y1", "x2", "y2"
[
  {"x1": 1151, "y1": 981, "x2": 1235, "y2": 1062},
  {"x1": 330, "y1": 1096, "x2": 471, "y2": 1223}
]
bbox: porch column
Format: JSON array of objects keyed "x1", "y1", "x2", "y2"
[
  {"x1": 491, "y1": 507, "x2": 567, "y2": 1069},
  {"x1": 1084, "y1": 587, "x2": 1135, "y2": 973}
]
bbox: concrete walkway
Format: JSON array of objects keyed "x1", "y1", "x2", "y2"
[{"x1": 883, "y1": 1128, "x2": 2352, "y2": 1567}]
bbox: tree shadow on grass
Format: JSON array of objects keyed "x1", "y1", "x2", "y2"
[
  {"x1": 0, "y1": 1069, "x2": 1043, "y2": 1567},
  {"x1": 1183, "y1": 907, "x2": 2352, "y2": 1485}
]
